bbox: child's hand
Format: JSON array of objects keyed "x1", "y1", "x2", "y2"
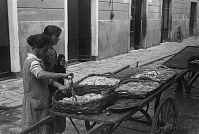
[{"x1": 64, "y1": 73, "x2": 74, "y2": 80}]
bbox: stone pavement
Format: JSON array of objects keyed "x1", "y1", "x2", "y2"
[{"x1": 0, "y1": 36, "x2": 199, "y2": 134}]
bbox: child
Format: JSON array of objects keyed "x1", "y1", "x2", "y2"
[
  {"x1": 56, "y1": 54, "x2": 72, "y2": 99},
  {"x1": 56, "y1": 54, "x2": 67, "y2": 85}
]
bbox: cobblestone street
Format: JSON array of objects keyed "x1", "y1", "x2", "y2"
[{"x1": 0, "y1": 36, "x2": 199, "y2": 134}]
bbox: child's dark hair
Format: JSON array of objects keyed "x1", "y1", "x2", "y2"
[
  {"x1": 43, "y1": 25, "x2": 62, "y2": 37},
  {"x1": 27, "y1": 34, "x2": 50, "y2": 49},
  {"x1": 57, "y1": 54, "x2": 65, "y2": 61}
]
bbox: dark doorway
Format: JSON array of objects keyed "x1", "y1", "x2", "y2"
[
  {"x1": 130, "y1": 0, "x2": 135, "y2": 49},
  {"x1": 78, "y1": 0, "x2": 91, "y2": 60},
  {"x1": 130, "y1": 0, "x2": 144, "y2": 49},
  {"x1": 67, "y1": 0, "x2": 91, "y2": 63},
  {"x1": 68, "y1": 0, "x2": 79, "y2": 63},
  {"x1": 161, "y1": 0, "x2": 171, "y2": 42},
  {"x1": 0, "y1": 0, "x2": 11, "y2": 76},
  {"x1": 189, "y1": 2, "x2": 197, "y2": 36}
]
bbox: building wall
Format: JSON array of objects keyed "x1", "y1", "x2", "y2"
[
  {"x1": 195, "y1": 0, "x2": 199, "y2": 35},
  {"x1": 145, "y1": 0, "x2": 199, "y2": 48},
  {"x1": 172, "y1": 0, "x2": 190, "y2": 39},
  {"x1": 14, "y1": 0, "x2": 199, "y2": 71},
  {"x1": 17, "y1": 0, "x2": 65, "y2": 69},
  {"x1": 98, "y1": 0, "x2": 130, "y2": 60},
  {"x1": 145, "y1": 0, "x2": 162, "y2": 48}
]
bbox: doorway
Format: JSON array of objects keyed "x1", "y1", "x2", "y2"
[
  {"x1": 130, "y1": 0, "x2": 144, "y2": 49},
  {"x1": 130, "y1": 0, "x2": 135, "y2": 49},
  {"x1": 67, "y1": 0, "x2": 91, "y2": 63},
  {"x1": 161, "y1": 0, "x2": 171, "y2": 42},
  {"x1": 0, "y1": 0, "x2": 11, "y2": 77},
  {"x1": 189, "y1": 2, "x2": 197, "y2": 36}
]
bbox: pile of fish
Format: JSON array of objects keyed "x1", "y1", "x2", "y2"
[
  {"x1": 116, "y1": 81, "x2": 160, "y2": 95},
  {"x1": 78, "y1": 76, "x2": 120, "y2": 86},
  {"x1": 59, "y1": 93, "x2": 102, "y2": 103},
  {"x1": 131, "y1": 69, "x2": 176, "y2": 82},
  {"x1": 115, "y1": 68, "x2": 176, "y2": 96}
]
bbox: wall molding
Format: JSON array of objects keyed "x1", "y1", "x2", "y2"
[{"x1": 7, "y1": 0, "x2": 20, "y2": 73}]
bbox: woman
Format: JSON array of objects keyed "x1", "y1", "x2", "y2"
[
  {"x1": 42, "y1": 25, "x2": 66, "y2": 133},
  {"x1": 42, "y1": 25, "x2": 62, "y2": 103},
  {"x1": 21, "y1": 34, "x2": 69, "y2": 134},
  {"x1": 42, "y1": 25, "x2": 61, "y2": 72}
]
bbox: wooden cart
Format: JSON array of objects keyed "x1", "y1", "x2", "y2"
[
  {"x1": 20, "y1": 69, "x2": 198, "y2": 134},
  {"x1": 20, "y1": 46, "x2": 199, "y2": 134},
  {"x1": 47, "y1": 67, "x2": 188, "y2": 134}
]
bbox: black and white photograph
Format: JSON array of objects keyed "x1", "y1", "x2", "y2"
[{"x1": 0, "y1": 0, "x2": 199, "y2": 133}]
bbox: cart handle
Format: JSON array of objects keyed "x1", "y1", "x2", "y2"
[
  {"x1": 104, "y1": 65, "x2": 130, "y2": 75},
  {"x1": 19, "y1": 115, "x2": 53, "y2": 134}
]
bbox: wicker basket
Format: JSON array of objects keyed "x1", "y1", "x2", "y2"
[{"x1": 52, "y1": 85, "x2": 118, "y2": 115}]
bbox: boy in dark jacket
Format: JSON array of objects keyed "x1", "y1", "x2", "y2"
[{"x1": 55, "y1": 54, "x2": 67, "y2": 85}]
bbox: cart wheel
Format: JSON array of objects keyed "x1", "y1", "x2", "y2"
[
  {"x1": 85, "y1": 121, "x2": 98, "y2": 131},
  {"x1": 151, "y1": 98, "x2": 178, "y2": 134}
]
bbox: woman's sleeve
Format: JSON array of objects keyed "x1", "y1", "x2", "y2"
[{"x1": 30, "y1": 60, "x2": 43, "y2": 79}]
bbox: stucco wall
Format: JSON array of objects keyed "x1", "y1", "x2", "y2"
[
  {"x1": 98, "y1": 20, "x2": 129, "y2": 59},
  {"x1": 98, "y1": 0, "x2": 130, "y2": 60},
  {"x1": 145, "y1": 0, "x2": 162, "y2": 48},
  {"x1": 172, "y1": 0, "x2": 190, "y2": 39},
  {"x1": 146, "y1": 0, "x2": 199, "y2": 48},
  {"x1": 17, "y1": 0, "x2": 65, "y2": 69}
]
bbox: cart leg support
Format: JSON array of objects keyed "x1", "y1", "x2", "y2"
[
  {"x1": 69, "y1": 118, "x2": 80, "y2": 134},
  {"x1": 154, "y1": 94, "x2": 161, "y2": 112}
]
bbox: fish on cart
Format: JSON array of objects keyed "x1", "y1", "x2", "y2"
[
  {"x1": 78, "y1": 75, "x2": 120, "y2": 86},
  {"x1": 115, "y1": 81, "x2": 160, "y2": 96},
  {"x1": 131, "y1": 69, "x2": 176, "y2": 82},
  {"x1": 59, "y1": 93, "x2": 103, "y2": 103}
]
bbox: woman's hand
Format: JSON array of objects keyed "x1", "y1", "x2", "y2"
[
  {"x1": 58, "y1": 85, "x2": 68, "y2": 93},
  {"x1": 51, "y1": 80, "x2": 69, "y2": 93},
  {"x1": 63, "y1": 73, "x2": 74, "y2": 80}
]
